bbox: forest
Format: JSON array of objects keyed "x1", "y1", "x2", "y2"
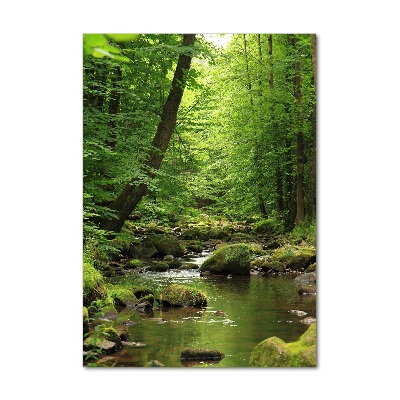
[{"x1": 83, "y1": 33, "x2": 317, "y2": 368}]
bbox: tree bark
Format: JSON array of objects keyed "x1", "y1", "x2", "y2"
[
  {"x1": 305, "y1": 34, "x2": 317, "y2": 219},
  {"x1": 106, "y1": 66, "x2": 122, "y2": 148},
  {"x1": 97, "y1": 34, "x2": 197, "y2": 232},
  {"x1": 290, "y1": 35, "x2": 305, "y2": 225}
]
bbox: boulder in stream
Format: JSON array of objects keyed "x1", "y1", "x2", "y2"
[
  {"x1": 266, "y1": 245, "x2": 316, "y2": 271},
  {"x1": 180, "y1": 348, "x2": 225, "y2": 361},
  {"x1": 293, "y1": 272, "x2": 316, "y2": 285},
  {"x1": 148, "y1": 234, "x2": 186, "y2": 257},
  {"x1": 159, "y1": 284, "x2": 207, "y2": 307},
  {"x1": 249, "y1": 323, "x2": 316, "y2": 367},
  {"x1": 200, "y1": 243, "x2": 251, "y2": 276}
]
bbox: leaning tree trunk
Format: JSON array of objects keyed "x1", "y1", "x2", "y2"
[{"x1": 97, "y1": 34, "x2": 196, "y2": 233}]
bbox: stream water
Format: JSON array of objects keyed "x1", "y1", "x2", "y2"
[{"x1": 105, "y1": 252, "x2": 317, "y2": 367}]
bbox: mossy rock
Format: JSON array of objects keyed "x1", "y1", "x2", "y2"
[
  {"x1": 180, "y1": 348, "x2": 224, "y2": 360},
  {"x1": 307, "y1": 262, "x2": 316, "y2": 272},
  {"x1": 83, "y1": 336, "x2": 118, "y2": 354},
  {"x1": 167, "y1": 259, "x2": 183, "y2": 268},
  {"x1": 159, "y1": 284, "x2": 207, "y2": 307},
  {"x1": 200, "y1": 243, "x2": 251, "y2": 276},
  {"x1": 147, "y1": 261, "x2": 170, "y2": 272},
  {"x1": 249, "y1": 323, "x2": 316, "y2": 367},
  {"x1": 136, "y1": 240, "x2": 158, "y2": 258},
  {"x1": 251, "y1": 258, "x2": 268, "y2": 268},
  {"x1": 298, "y1": 286, "x2": 316, "y2": 295},
  {"x1": 83, "y1": 262, "x2": 107, "y2": 307},
  {"x1": 253, "y1": 219, "x2": 284, "y2": 234},
  {"x1": 179, "y1": 263, "x2": 198, "y2": 270},
  {"x1": 182, "y1": 228, "x2": 210, "y2": 241},
  {"x1": 264, "y1": 260, "x2": 286, "y2": 272},
  {"x1": 149, "y1": 234, "x2": 186, "y2": 257},
  {"x1": 102, "y1": 327, "x2": 123, "y2": 349},
  {"x1": 267, "y1": 245, "x2": 316, "y2": 271},
  {"x1": 187, "y1": 244, "x2": 203, "y2": 253},
  {"x1": 126, "y1": 259, "x2": 144, "y2": 269}
]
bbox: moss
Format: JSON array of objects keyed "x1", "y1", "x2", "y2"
[
  {"x1": 101, "y1": 327, "x2": 122, "y2": 348},
  {"x1": 249, "y1": 323, "x2": 316, "y2": 367},
  {"x1": 253, "y1": 219, "x2": 284, "y2": 234},
  {"x1": 187, "y1": 244, "x2": 203, "y2": 253},
  {"x1": 166, "y1": 259, "x2": 183, "y2": 268},
  {"x1": 149, "y1": 234, "x2": 186, "y2": 257},
  {"x1": 267, "y1": 245, "x2": 316, "y2": 270},
  {"x1": 106, "y1": 285, "x2": 138, "y2": 307},
  {"x1": 200, "y1": 243, "x2": 251, "y2": 276},
  {"x1": 147, "y1": 261, "x2": 170, "y2": 271},
  {"x1": 83, "y1": 262, "x2": 107, "y2": 307},
  {"x1": 160, "y1": 284, "x2": 207, "y2": 307},
  {"x1": 307, "y1": 262, "x2": 316, "y2": 272},
  {"x1": 126, "y1": 259, "x2": 144, "y2": 268}
]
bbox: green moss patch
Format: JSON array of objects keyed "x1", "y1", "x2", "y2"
[
  {"x1": 148, "y1": 234, "x2": 186, "y2": 257},
  {"x1": 267, "y1": 245, "x2": 316, "y2": 270},
  {"x1": 200, "y1": 243, "x2": 251, "y2": 275},
  {"x1": 249, "y1": 323, "x2": 316, "y2": 367},
  {"x1": 83, "y1": 262, "x2": 107, "y2": 307},
  {"x1": 160, "y1": 284, "x2": 207, "y2": 307}
]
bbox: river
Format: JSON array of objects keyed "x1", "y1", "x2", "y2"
[{"x1": 105, "y1": 252, "x2": 317, "y2": 367}]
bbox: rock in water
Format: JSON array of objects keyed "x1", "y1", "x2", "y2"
[{"x1": 180, "y1": 348, "x2": 225, "y2": 360}]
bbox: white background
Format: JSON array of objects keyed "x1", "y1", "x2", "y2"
[{"x1": 1, "y1": 1, "x2": 399, "y2": 399}]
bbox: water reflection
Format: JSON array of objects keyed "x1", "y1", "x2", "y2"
[{"x1": 107, "y1": 271, "x2": 316, "y2": 367}]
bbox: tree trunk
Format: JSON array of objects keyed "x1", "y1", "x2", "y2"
[
  {"x1": 305, "y1": 34, "x2": 317, "y2": 219},
  {"x1": 97, "y1": 34, "x2": 197, "y2": 233},
  {"x1": 106, "y1": 66, "x2": 122, "y2": 148},
  {"x1": 290, "y1": 35, "x2": 305, "y2": 225}
]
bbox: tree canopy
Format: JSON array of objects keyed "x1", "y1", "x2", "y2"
[{"x1": 83, "y1": 33, "x2": 316, "y2": 254}]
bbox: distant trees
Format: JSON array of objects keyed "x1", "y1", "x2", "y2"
[{"x1": 198, "y1": 34, "x2": 316, "y2": 227}]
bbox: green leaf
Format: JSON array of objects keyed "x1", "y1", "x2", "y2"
[
  {"x1": 84, "y1": 34, "x2": 107, "y2": 47},
  {"x1": 102, "y1": 44, "x2": 122, "y2": 54},
  {"x1": 106, "y1": 34, "x2": 139, "y2": 43}
]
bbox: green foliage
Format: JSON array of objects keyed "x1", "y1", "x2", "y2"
[
  {"x1": 83, "y1": 33, "x2": 138, "y2": 61},
  {"x1": 288, "y1": 220, "x2": 316, "y2": 246},
  {"x1": 83, "y1": 33, "x2": 316, "y2": 255},
  {"x1": 83, "y1": 300, "x2": 109, "y2": 366}
]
